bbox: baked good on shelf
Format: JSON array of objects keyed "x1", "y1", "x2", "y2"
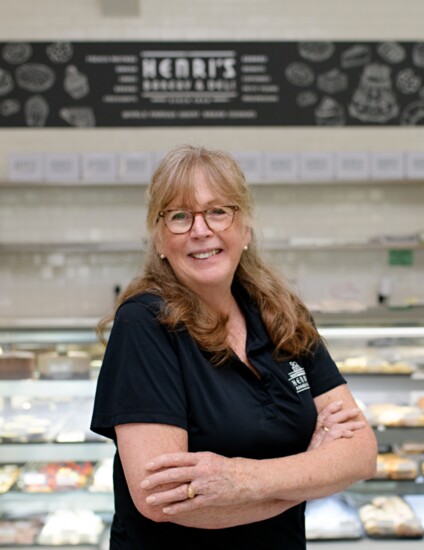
[
  {"x1": 398, "y1": 441, "x2": 424, "y2": 454},
  {"x1": 89, "y1": 458, "x2": 113, "y2": 493},
  {"x1": 0, "y1": 517, "x2": 43, "y2": 545},
  {"x1": 359, "y1": 495, "x2": 423, "y2": 538},
  {"x1": 0, "y1": 464, "x2": 20, "y2": 494},
  {"x1": 18, "y1": 461, "x2": 93, "y2": 493},
  {"x1": 0, "y1": 351, "x2": 35, "y2": 379},
  {"x1": 37, "y1": 350, "x2": 90, "y2": 379},
  {"x1": 336, "y1": 355, "x2": 414, "y2": 374},
  {"x1": 37, "y1": 509, "x2": 104, "y2": 545},
  {"x1": 368, "y1": 403, "x2": 424, "y2": 427},
  {"x1": 374, "y1": 453, "x2": 418, "y2": 480}
]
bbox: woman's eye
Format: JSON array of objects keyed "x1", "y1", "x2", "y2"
[
  {"x1": 171, "y1": 211, "x2": 190, "y2": 221},
  {"x1": 209, "y1": 207, "x2": 226, "y2": 216}
]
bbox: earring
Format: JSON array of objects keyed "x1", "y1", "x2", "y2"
[
  {"x1": 159, "y1": 253, "x2": 166, "y2": 260},
  {"x1": 243, "y1": 245, "x2": 249, "y2": 251}
]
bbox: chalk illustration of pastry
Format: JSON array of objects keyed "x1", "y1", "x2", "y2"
[
  {"x1": 298, "y1": 42, "x2": 335, "y2": 62},
  {"x1": 400, "y1": 101, "x2": 424, "y2": 125},
  {"x1": 396, "y1": 68, "x2": 422, "y2": 95},
  {"x1": 285, "y1": 62, "x2": 314, "y2": 87},
  {"x1": 314, "y1": 96, "x2": 345, "y2": 125},
  {"x1": 46, "y1": 42, "x2": 74, "y2": 64},
  {"x1": 296, "y1": 91, "x2": 318, "y2": 107},
  {"x1": 15, "y1": 63, "x2": 55, "y2": 92},
  {"x1": 349, "y1": 64, "x2": 399, "y2": 123},
  {"x1": 64, "y1": 66, "x2": 90, "y2": 99},
  {"x1": 0, "y1": 98, "x2": 20, "y2": 116},
  {"x1": 412, "y1": 43, "x2": 424, "y2": 68},
  {"x1": 377, "y1": 42, "x2": 406, "y2": 64},
  {"x1": 2, "y1": 42, "x2": 33, "y2": 64},
  {"x1": 59, "y1": 107, "x2": 96, "y2": 127},
  {"x1": 0, "y1": 68, "x2": 14, "y2": 96},
  {"x1": 341, "y1": 45, "x2": 371, "y2": 69},
  {"x1": 317, "y1": 68, "x2": 348, "y2": 94},
  {"x1": 25, "y1": 95, "x2": 49, "y2": 126}
]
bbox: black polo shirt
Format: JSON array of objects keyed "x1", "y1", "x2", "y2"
[{"x1": 90, "y1": 283, "x2": 345, "y2": 549}]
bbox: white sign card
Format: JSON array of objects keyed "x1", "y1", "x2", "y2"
[
  {"x1": 82, "y1": 152, "x2": 117, "y2": 182},
  {"x1": 262, "y1": 152, "x2": 298, "y2": 183},
  {"x1": 335, "y1": 152, "x2": 370, "y2": 181},
  {"x1": 405, "y1": 151, "x2": 424, "y2": 179},
  {"x1": 45, "y1": 153, "x2": 80, "y2": 181},
  {"x1": 8, "y1": 153, "x2": 44, "y2": 181},
  {"x1": 299, "y1": 152, "x2": 334, "y2": 182},
  {"x1": 231, "y1": 152, "x2": 263, "y2": 183},
  {"x1": 118, "y1": 152, "x2": 154, "y2": 183},
  {"x1": 371, "y1": 152, "x2": 404, "y2": 180}
]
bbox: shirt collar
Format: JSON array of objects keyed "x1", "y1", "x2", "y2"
[{"x1": 231, "y1": 279, "x2": 271, "y2": 352}]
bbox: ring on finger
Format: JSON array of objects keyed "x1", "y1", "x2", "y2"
[
  {"x1": 187, "y1": 483, "x2": 196, "y2": 499},
  {"x1": 322, "y1": 426, "x2": 330, "y2": 432}
]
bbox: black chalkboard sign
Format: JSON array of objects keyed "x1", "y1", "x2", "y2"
[{"x1": 0, "y1": 41, "x2": 423, "y2": 127}]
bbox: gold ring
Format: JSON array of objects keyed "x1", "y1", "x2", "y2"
[
  {"x1": 322, "y1": 426, "x2": 330, "y2": 432},
  {"x1": 187, "y1": 483, "x2": 196, "y2": 499}
]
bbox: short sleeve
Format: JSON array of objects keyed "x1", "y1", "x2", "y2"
[
  {"x1": 304, "y1": 339, "x2": 346, "y2": 398},
  {"x1": 90, "y1": 296, "x2": 188, "y2": 441}
]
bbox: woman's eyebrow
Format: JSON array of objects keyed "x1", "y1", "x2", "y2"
[{"x1": 167, "y1": 199, "x2": 227, "y2": 210}]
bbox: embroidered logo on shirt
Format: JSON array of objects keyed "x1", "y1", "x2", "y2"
[{"x1": 288, "y1": 361, "x2": 310, "y2": 394}]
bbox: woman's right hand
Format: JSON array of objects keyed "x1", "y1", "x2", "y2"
[{"x1": 307, "y1": 400, "x2": 366, "y2": 451}]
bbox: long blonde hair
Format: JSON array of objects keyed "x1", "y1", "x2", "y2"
[{"x1": 98, "y1": 144, "x2": 320, "y2": 364}]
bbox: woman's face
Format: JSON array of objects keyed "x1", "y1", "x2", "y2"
[{"x1": 155, "y1": 169, "x2": 251, "y2": 297}]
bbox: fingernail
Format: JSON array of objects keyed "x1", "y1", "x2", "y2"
[
  {"x1": 145, "y1": 461, "x2": 154, "y2": 469},
  {"x1": 163, "y1": 507, "x2": 171, "y2": 514},
  {"x1": 335, "y1": 401, "x2": 343, "y2": 406},
  {"x1": 140, "y1": 480, "x2": 149, "y2": 489},
  {"x1": 146, "y1": 495, "x2": 155, "y2": 504}
]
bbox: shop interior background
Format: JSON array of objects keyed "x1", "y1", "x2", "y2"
[{"x1": 1, "y1": 0, "x2": 423, "y2": 321}]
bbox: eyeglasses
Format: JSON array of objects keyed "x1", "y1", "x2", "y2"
[{"x1": 158, "y1": 205, "x2": 239, "y2": 234}]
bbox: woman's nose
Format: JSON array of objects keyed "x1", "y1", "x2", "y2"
[{"x1": 190, "y1": 212, "x2": 213, "y2": 235}]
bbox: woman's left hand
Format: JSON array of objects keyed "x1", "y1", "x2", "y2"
[
  {"x1": 307, "y1": 400, "x2": 365, "y2": 451},
  {"x1": 140, "y1": 451, "x2": 256, "y2": 514}
]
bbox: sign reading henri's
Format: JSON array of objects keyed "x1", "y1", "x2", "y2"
[{"x1": 0, "y1": 41, "x2": 423, "y2": 127}]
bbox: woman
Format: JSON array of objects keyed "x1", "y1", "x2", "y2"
[{"x1": 90, "y1": 144, "x2": 377, "y2": 549}]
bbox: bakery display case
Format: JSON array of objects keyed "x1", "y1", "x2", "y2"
[
  {"x1": 0, "y1": 325, "x2": 113, "y2": 549},
  {"x1": 0, "y1": 316, "x2": 424, "y2": 547}
]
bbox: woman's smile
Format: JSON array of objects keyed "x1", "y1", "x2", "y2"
[{"x1": 189, "y1": 248, "x2": 222, "y2": 260}]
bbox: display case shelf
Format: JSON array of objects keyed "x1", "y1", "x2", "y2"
[
  {"x1": 1, "y1": 442, "x2": 114, "y2": 463},
  {"x1": 0, "y1": 490, "x2": 113, "y2": 515},
  {"x1": 0, "y1": 379, "x2": 98, "y2": 398}
]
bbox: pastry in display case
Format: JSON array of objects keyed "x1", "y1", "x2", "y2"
[
  {"x1": 358, "y1": 495, "x2": 424, "y2": 539},
  {"x1": 0, "y1": 464, "x2": 20, "y2": 494},
  {"x1": 305, "y1": 495, "x2": 363, "y2": 540},
  {"x1": 36, "y1": 509, "x2": 105, "y2": 546},
  {"x1": 374, "y1": 452, "x2": 419, "y2": 480},
  {"x1": 16, "y1": 461, "x2": 94, "y2": 493},
  {"x1": 0, "y1": 351, "x2": 35, "y2": 379},
  {"x1": 0, "y1": 516, "x2": 44, "y2": 546},
  {"x1": 37, "y1": 350, "x2": 91, "y2": 380}
]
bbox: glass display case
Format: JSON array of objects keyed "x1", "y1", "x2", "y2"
[{"x1": 0, "y1": 314, "x2": 423, "y2": 547}]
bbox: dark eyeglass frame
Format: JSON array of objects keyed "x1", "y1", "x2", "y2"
[{"x1": 158, "y1": 205, "x2": 239, "y2": 234}]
